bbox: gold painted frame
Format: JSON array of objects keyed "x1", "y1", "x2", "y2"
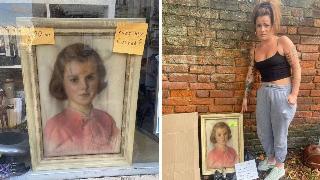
[
  {"x1": 201, "y1": 113, "x2": 244, "y2": 175},
  {"x1": 17, "y1": 18, "x2": 145, "y2": 171}
]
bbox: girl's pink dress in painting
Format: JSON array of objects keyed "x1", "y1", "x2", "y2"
[
  {"x1": 44, "y1": 108, "x2": 120, "y2": 157},
  {"x1": 207, "y1": 146, "x2": 238, "y2": 168}
]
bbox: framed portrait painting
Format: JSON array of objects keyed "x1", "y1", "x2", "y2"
[
  {"x1": 17, "y1": 18, "x2": 145, "y2": 170},
  {"x1": 200, "y1": 113, "x2": 244, "y2": 175}
]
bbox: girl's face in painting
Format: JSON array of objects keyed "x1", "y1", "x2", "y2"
[
  {"x1": 63, "y1": 58, "x2": 99, "y2": 110},
  {"x1": 215, "y1": 127, "x2": 229, "y2": 145},
  {"x1": 255, "y1": 15, "x2": 274, "y2": 41}
]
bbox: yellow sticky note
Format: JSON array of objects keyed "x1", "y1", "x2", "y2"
[
  {"x1": 20, "y1": 27, "x2": 55, "y2": 45},
  {"x1": 113, "y1": 22, "x2": 148, "y2": 55},
  {"x1": 227, "y1": 121, "x2": 238, "y2": 127},
  {"x1": 32, "y1": 28, "x2": 55, "y2": 45}
]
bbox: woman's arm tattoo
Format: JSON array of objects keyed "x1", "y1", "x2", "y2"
[
  {"x1": 244, "y1": 52, "x2": 255, "y2": 98},
  {"x1": 285, "y1": 45, "x2": 301, "y2": 96}
]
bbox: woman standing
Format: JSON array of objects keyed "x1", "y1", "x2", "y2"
[{"x1": 241, "y1": 0, "x2": 301, "y2": 179}]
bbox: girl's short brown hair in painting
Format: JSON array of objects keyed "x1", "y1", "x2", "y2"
[
  {"x1": 210, "y1": 121, "x2": 232, "y2": 144},
  {"x1": 49, "y1": 43, "x2": 107, "y2": 100}
]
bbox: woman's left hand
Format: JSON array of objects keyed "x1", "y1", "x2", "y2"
[{"x1": 287, "y1": 93, "x2": 297, "y2": 105}]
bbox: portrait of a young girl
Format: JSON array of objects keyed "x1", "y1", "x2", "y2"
[
  {"x1": 207, "y1": 122, "x2": 239, "y2": 169},
  {"x1": 43, "y1": 43, "x2": 120, "y2": 157}
]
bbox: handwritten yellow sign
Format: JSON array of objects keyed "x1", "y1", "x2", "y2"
[
  {"x1": 20, "y1": 28, "x2": 55, "y2": 45},
  {"x1": 113, "y1": 22, "x2": 148, "y2": 55}
]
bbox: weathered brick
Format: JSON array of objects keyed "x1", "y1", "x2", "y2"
[
  {"x1": 170, "y1": 90, "x2": 193, "y2": 97},
  {"x1": 195, "y1": 37, "x2": 212, "y2": 47},
  {"x1": 297, "y1": 97, "x2": 313, "y2": 104},
  {"x1": 196, "y1": 90, "x2": 210, "y2": 98},
  {"x1": 175, "y1": 105, "x2": 196, "y2": 113},
  {"x1": 190, "y1": 97, "x2": 213, "y2": 105},
  {"x1": 190, "y1": 82, "x2": 215, "y2": 90},
  {"x1": 291, "y1": 8, "x2": 304, "y2": 17},
  {"x1": 296, "y1": 45, "x2": 319, "y2": 52},
  {"x1": 162, "y1": 74, "x2": 168, "y2": 81},
  {"x1": 196, "y1": 18, "x2": 211, "y2": 28},
  {"x1": 301, "y1": 53, "x2": 319, "y2": 60},
  {"x1": 301, "y1": 36, "x2": 320, "y2": 44},
  {"x1": 198, "y1": 0, "x2": 210, "y2": 7},
  {"x1": 209, "y1": 105, "x2": 233, "y2": 112},
  {"x1": 164, "y1": 15, "x2": 196, "y2": 27},
  {"x1": 215, "y1": 98, "x2": 237, "y2": 105},
  {"x1": 163, "y1": 64, "x2": 189, "y2": 73},
  {"x1": 187, "y1": 27, "x2": 216, "y2": 37},
  {"x1": 209, "y1": 1, "x2": 238, "y2": 11},
  {"x1": 300, "y1": 83, "x2": 316, "y2": 90},
  {"x1": 190, "y1": 65, "x2": 215, "y2": 74},
  {"x1": 216, "y1": 83, "x2": 235, "y2": 90},
  {"x1": 197, "y1": 75, "x2": 211, "y2": 83},
  {"x1": 311, "y1": 105, "x2": 320, "y2": 111},
  {"x1": 216, "y1": 66, "x2": 235, "y2": 73},
  {"x1": 235, "y1": 58, "x2": 249, "y2": 67},
  {"x1": 235, "y1": 67, "x2": 248, "y2": 74},
  {"x1": 298, "y1": 90, "x2": 310, "y2": 97},
  {"x1": 166, "y1": 36, "x2": 191, "y2": 46},
  {"x1": 217, "y1": 31, "x2": 242, "y2": 40},
  {"x1": 314, "y1": 76, "x2": 320, "y2": 82},
  {"x1": 169, "y1": 73, "x2": 197, "y2": 82},
  {"x1": 210, "y1": 20, "x2": 238, "y2": 31},
  {"x1": 300, "y1": 61, "x2": 315, "y2": 69},
  {"x1": 301, "y1": 68, "x2": 316, "y2": 76},
  {"x1": 298, "y1": 27, "x2": 320, "y2": 35},
  {"x1": 196, "y1": 105, "x2": 209, "y2": 112},
  {"x1": 288, "y1": 26, "x2": 298, "y2": 34},
  {"x1": 210, "y1": 90, "x2": 233, "y2": 98},
  {"x1": 311, "y1": 90, "x2": 320, "y2": 97},
  {"x1": 163, "y1": 55, "x2": 197, "y2": 65},
  {"x1": 197, "y1": 56, "x2": 216, "y2": 65},
  {"x1": 211, "y1": 74, "x2": 235, "y2": 82},
  {"x1": 166, "y1": 0, "x2": 197, "y2": 6},
  {"x1": 301, "y1": 75, "x2": 314, "y2": 83},
  {"x1": 189, "y1": 7, "x2": 219, "y2": 19},
  {"x1": 235, "y1": 74, "x2": 246, "y2": 82},
  {"x1": 163, "y1": 90, "x2": 170, "y2": 99},
  {"x1": 163, "y1": 81, "x2": 189, "y2": 90},
  {"x1": 163, "y1": 97, "x2": 190, "y2": 106},
  {"x1": 166, "y1": 26, "x2": 188, "y2": 36},
  {"x1": 220, "y1": 11, "x2": 247, "y2": 22},
  {"x1": 163, "y1": 4, "x2": 190, "y2": 16},
  {"x1": 282, "y1": 16, "x2": 301, "y2": 26}
]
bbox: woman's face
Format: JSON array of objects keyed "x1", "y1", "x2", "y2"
[
  {"x1": 215, "y1": 127, "x2": 229, "y2": 145},
  {"x1": 63, "y1": 58, "x2": 99, "y2": 109},
  {"x1": 255, "y1": 15, "x2": 274, "y2": 41}
]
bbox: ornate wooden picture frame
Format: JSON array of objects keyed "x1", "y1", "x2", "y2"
[
  {"x1": 17, "y1": 18, "x2": 145, "y2": 170},
  {"x1": 201, "y1": 113, "x2": 244, "y2": 175}
]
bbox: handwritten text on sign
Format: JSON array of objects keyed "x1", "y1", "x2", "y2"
[
  {"x1": 21, "y1": 28, "x2": 55, "y2": 45},
  {"x1": 235, "y1": 160, "x2": 259, "y2": 180},
  {"x1": 113, "y1": 22, "x2": 148, "y2": 55}
]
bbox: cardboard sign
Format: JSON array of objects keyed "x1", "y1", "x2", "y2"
[
  {"x1": 21, "y1": 28, "x2": 55, "y2": 45},
  {"x1": 235, "y1": 160, "x2": 259, "y2": 180},
  {"x1": 163, "y1": 113, "x2": 200, "y2": 180},
  {"x1": 113, "y1": 22, "x2": 148, "y2": 55}
]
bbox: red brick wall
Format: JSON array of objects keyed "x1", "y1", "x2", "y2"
[{"x1": 163, "y1": 0, "x2": 320, "y2": 150}]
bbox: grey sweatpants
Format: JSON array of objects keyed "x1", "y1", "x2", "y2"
[{"x1": 256, "y1": 83, "x2": 297, "y2": 163}]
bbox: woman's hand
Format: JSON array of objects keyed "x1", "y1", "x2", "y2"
[
  {"x1": 241, "y1": 98, "x2": 248, "y2": 113},
  {"x1": 287, "y1": 93, "x2": 297, "y2": 105}
]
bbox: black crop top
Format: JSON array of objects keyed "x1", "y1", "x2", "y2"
[{"x1": 254, "y1": 52, "x2": 291, "y2": 82}]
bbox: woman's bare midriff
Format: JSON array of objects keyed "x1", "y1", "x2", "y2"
[{"x1": 264, "y1": 77, "x2": 291, "y2": 85}]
